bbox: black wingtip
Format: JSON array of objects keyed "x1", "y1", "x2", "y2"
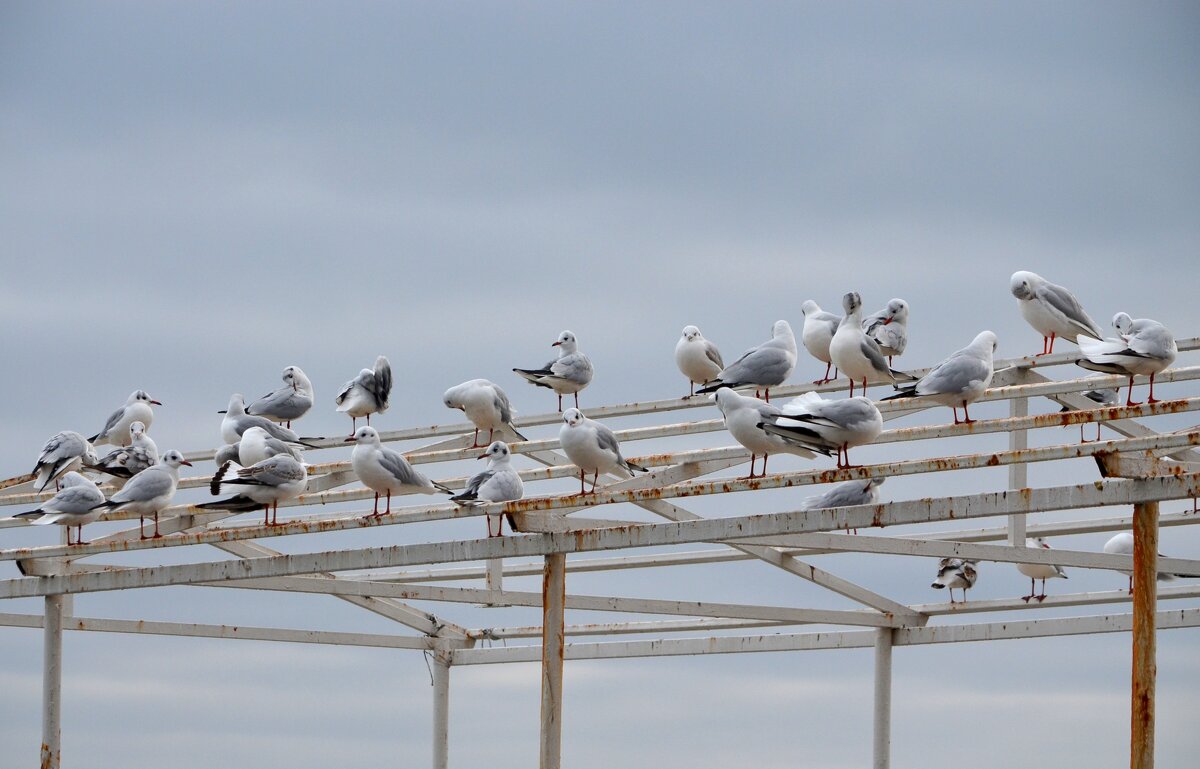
[
  {"x1": 434, "y1": 482, "x2": 454, "y2": 495},
  {"x1": 211, "y1": 461, "x2": 232, "y2": 495},
  {"x1": 87, "y1": 433, "x2": 100, "y2": 442},
  {"x1": 626, "y1": 461, "x2": 649, "y2": 474},
  {"x1": 298, "y1": 439, "x2": 323, "y2": 449}
]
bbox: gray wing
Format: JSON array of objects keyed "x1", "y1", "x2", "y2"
[
  {"x1": 858, "y1": 336, "x2": 893, "y2": 377},
  {"x1": 493, "y1": 386, "x2": 515, "y2": 425},
  {"x1": 240, "y1": 456, "x2": 305, "y2": 486},
  {"x1": 551, "y1": 352, "x2": 593, "y2": 385},
  {"x1": 1038, "y1": 282, "x2": 1103, "y2": 339},
  {"x1": 263, "y1": 435, "x2": 302, "y2": 460},
  {"x1": 703, "y1": 341, "x2": 724, "y2": 370},
  {"x1": 378, "y1": 447, "x2": 428, "y2": 487},
  {"x1": 807, "y1": 398, "x2": 876, "y2": 428},
  {"x1": 112, "y1": 467, "x2": 172, "y2": 503},
  {"x1": 245, "y1": 415, "x2": 302, "y2": 443},
  {"x1": 456, "y1": 468, "x2": 496, "y2": 499},
  {"x1": 38, "y1": 432, "x2": 82, "y2": 465},
  {"x1": 334, "y1": 377, "x2": 357, "y2": 405},
  {"x1": 753, "y1": 400, "x2": 783, "y2": 422},
  {"x1": 215, "y1": 444, "x2": 241, "y2": 466},
  {"x1": 917, "y1": 351, "x2": 990, "y2": 396},
  {"x1": 96, "y1": 406, "x2": 127, "y2": 440},
  {"x1": 371, "y1": 357, "x2": 393, "y2": 409},
  {"x1": 479, "y1": 469, "x2": 523, "y2": 503},
  {"x1": 48, "y1": 485, "x2": 106, "y2": 512},
  {"x1": 1127, "y1": 324, "x2": 1176, "y2": 361},
  {"x1": 818, "y1": 312, "x2": 841, "y2": 336},
  {"x1": 593, "y1": 423, "x2": 623, "y2": 459},
  {"x1": 248, "y1": 387, "x2": 310, "y2": 420},
  {"x1": 722, "y1": 346, "x2": 792, "y2": 386},
  {"x1": 806, "y1": 480, "x2": 875, "y2": 510}
]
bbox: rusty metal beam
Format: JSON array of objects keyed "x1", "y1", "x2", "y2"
[{"x1": 1132, "y1": 501, "x2": 1158, "y2": 769}]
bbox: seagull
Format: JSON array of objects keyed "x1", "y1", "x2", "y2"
[
  {"x1": 760, "y1": 392, "x2": 883, "y2": 468},
  {"x1": 800, "y1": 477, "x2": 885, "y2": 534},
  {"x1": 931, "y1": 558, "x2": 978, "y2": 604},
  {"x1": 713, "y1": 387, "x2": 815, "y2": 479},
  {"x1": 443, "y1": 379, "x2": 527, "y2": 447},
  {"x1": 238, "y1": 426, "x2": 302, "y2": 466},
  {"x1": 1103, "y1": 532, "x2": 1186, "y2": 593},
  {"x1": 450, "y1": 441, "x2": 524, "y2": 537},
  {"x1": 32, "y1": 431, "x2": 99, "y2": 492},
  {"x1": 675, "y1": 325, "x2": 724, "y2": 397},
  {"x1": 87, "y1": 421, "x2": 159, "y2": 483},
  {"x1": 1016, "y1": 537, "x2": 1069, "y2": 602},
  {"x1": 220, "y1": 394, "x2": 322, "y2": 447},
  {"x1": 514, "y1": 330, "x2": 594, "y2": 411},
  {"x1": 89, "y1": 390, "x2": 161, "y2": 446},
  {"x1": 800, "y1": 301, "x2": 842, "y2": 384},
  {"x1": 559, "y1": 408, "x2": 648, "y2": 495},
  {"x1": 1010, "y1": 271, "x2": 1103, "y2": 355},
  {"x1": 696, "y1": 320, "x2": 797, "y2": 402},
  {"x1": 335, "y1": 356, "x2": 393, "y2": 433},
  {"x1": 214, "y1": 443, "x2": 241, "y2": 467},
  {"x1": 89, "y1": 450, "x2": 191, "y2": 539},
  {"x1": 198, "y1": 455, "x2": 308, "y2": 526},
  {"x1": 247, "y1": 365, "x2": 314, "y2": 428},
  {"x1": 883, "y1": 331, "x2": 998, "y2": 425},
  {"x1": 829, "y1": 293, "x2": 909, "y2": 397},
  {"x1": 13, "y1": 471, "x2": 106, "y2": 545},
  {"x1": 1076, "y1": 314, "x2": 1176, "y2": 406},
  {"x1": 862, "y1": 298, "x2": 909, "y2": 365},
  {"x1": 1059, "y1": 382, "x2": 1119, "y2": 442},
  {"x1": 346, "y1": 426, "x2": 451, "y2": 517}
]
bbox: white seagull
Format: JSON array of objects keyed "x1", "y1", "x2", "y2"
[
  {"x1": 335, "y1": 356, "x2": 393, "y2": 433},
  {"x1": 1103, "y1": 532, "x2": 1186, "y2": 593},
  {"x1": 800, "y1": 477, "x2": 885, "y2": 534},
  {"x1": 514, "y1": 330, "x2": 594, "y2": 411},
  {"x1": 13, "y1": 471, "x2": 106, "y2": 545},
  {"x1": 760, "y1": 392, "x2": 883, "y2": 468},
  {"x1": 87, "y1": 421, "x2": 159, "y2": 484},
  {"x1": 90, "y1": 389, "x2": 161, "y2": 446},
  {"x1": 675, "y1": 325, "x2": 725, "y2": 397},
  {"x1": 238, "y1": 426, "x2": 302, "y2": 466},
  {"x1": 862, "y1": 298, "x2": 909, "y2": 365},
  {"x1": 1010, "y1": 270, "x2": 1103, "y2": 355},
  {"x1": 90, "y1": 450, "x2": 192, "y2": 539},
  {"x1": 800, "y1": 301, "x2": 842, "y2": 385},
  {"x1": 1076, "y1": 313, "x2": 1176, "y2": 406},
  {"x1": 198, "y1": 455, "x2": 308, "y2": 526},
  {"x1": 559, "y1": 408, "x2": 648, "y2": 494},
  {"x1": 1016, "y1": 537, "x2": 1069, "y2": 602},
  {"x1": 829, "y1": 293, "x2": 908, "y2": 397},
  {"x1": 346, "y1": 426, "x2": 451, "y2": 517},
  {"x1": 32, "y1": 431, "x2": 99, "y2": 492},
  {"x1": 443, "y1": 379, "x2": 527, "y2": 447},
  {"x1": 713, "y1": 387, "x2": 815, "y2": 479},
  {"x1": 220, "y1": 394, "x2": 322, "y2": 448},
  {"x1": 883, "y1": 331, "x2": 998, "y2": 424},
  {"x1": 450, "y1": 441, "x2": 525, "y2": 537},
  {"x1": 247, "y1": 365, "x2": 314, "y2": 427},
  {"x1": 931, "y1": 558, "x2": 978, "y2": 604},
  {"x1": 697, "y1": 320, "x2": 797, "y2": 402}
]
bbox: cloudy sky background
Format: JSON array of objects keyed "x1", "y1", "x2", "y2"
[{"x1": 2, "y1": 2, "x2": 1199, "y2": 767}]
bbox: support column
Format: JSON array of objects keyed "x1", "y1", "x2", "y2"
[
  {"x1": 539, "y1": 553, "x2": 566, "y2": 769},
  {"x1": 1132, "y1": 501, "x2": 1158, "y2": 769},
  {"x1": 41, "y1": 593, "x2": 64, "y2": 769},
  {"x1": 1007, "y1": 391, "x2": 1028, "y2": 545},
  {"x1": 431, "y1": 654, "x2": 450, "y2": 769},
  {"x1": 872, "y1": 627, "x2": 893, "y2": 769},
  {"x1": 485, "y1": 558, "x2": 503, "y2": 595}
]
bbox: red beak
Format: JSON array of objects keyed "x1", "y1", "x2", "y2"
[
  {"x1": 551, "y1": 341, "x2": 562, "y2": 347},
  {"x1": 477, "y1": 452, "x2": 488, "y2": 459},
  {"x1": 151, "y1": 400, "x2": 163, "y2": 405},
  {"x1": 181, "y1": 459, "x2": 193, "y2": 467},
  {"x1": 344, "y1": 436, "x2": 356, "y2": 443},
  {"x1": 882, "y1": 319, "x2": 892, "y2": 326}
]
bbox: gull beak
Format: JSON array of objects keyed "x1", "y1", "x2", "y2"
[
  {"x1": 883, "y1": 319, "x2": 892, "y2": 326},
  {"x1": 217, "y1": 410, "x2": 227, "y2": 414},
  {"x1": 151, "y1": 400, "x2": 163, "y2": 405},
  {"x1": 477, "y1": 452, "x2": 488, "y2": 460},
  {"x1": 551, "y1": 341, "x2": 562, "y2": 347},
  {"x1": 181, "y1": 459, "x2": 193, "y2": 467},
  {"x1": 344, "y1": 436, "x2": 356, "y2": 443},
  {"x1": 292, "y1": 383, "x2": 298, "y2": 392}
]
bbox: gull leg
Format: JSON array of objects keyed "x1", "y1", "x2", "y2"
[
  {"x1": 764, "y1": 389, "x2": 770, "y2": 403},
  {"x1": 1022, "y1": 578, "x2": 1035, "y2": 603},
  {"x1": 848, "y1": 379, "x2": 855, "y2": 397},
  {"x1": 386, "y1": 491, "x2": 392, "y2": 515},
  {"x1": 1147, "y1": 373, "x2": 1160, "y2": 404},
  {"x1": 152, "y1": 512, "x2": 161, "y2": 538},
  {"x1": 373, "y1": 493, "x2": 379, "y2": 516},
  {"x1": 557, "y1": 393, "x2": 563, "y2": 412},
  {"x1": 579, "y1": 471, "x2": 586, "y2": 496},
  {"x1": 951, "y1": 407, "x2": 960, "y2": 425},
  {"x1": 264, "y1": 506, "x2": 271, "y2": 526},
  {"x1": 1047, "y1": 332, "x2": 1056, "y2": 354},
  {"x1": 574, "y1": 392, "x2": 580, "y2": 409},
  {"x1": 961, "y1": 402, "x2": 975, "y2": 424},
  {"x1": 761, "y1": 454, "x2": 769, "y2": 476},
  {"x1": 860, "y1": 379, "x2": 867, "y2": 398},
  {"x1": 1125, "y1": 376, "x2": 1141, "y2": 407},
  {"x1": 472, "y1": 428, "x2": 480, "y2": 448},
  {"x1": 488, "y1": 428, "x2": 495, "y2": 444},
  {"x1": 591, "y1": 471, "x2": 599, "y2": 494},
  {"x1": 139, "y1": 515, "x2": 147, "y2": 540},
  {"x1": 1037, "y1": 579, "x2": 1047, "y2": 602},
  {"x1": 816, "y1": 363, "x2": 831, "y2": 385}
]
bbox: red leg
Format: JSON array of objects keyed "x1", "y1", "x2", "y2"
[
  {"x1": 472, "y1": 428, "x2": 480, "y2": 448},
  {"x1": 264, "y1": 506, "x2": 271, "y2": 526},
  {"x1": 951, "y1": 407, "x2": 960, "y2": 425},
  {"x1": 386, "y1": 491, "x2": 392, "y2": 515},
  {"x1": 574, "y1": 392, "x2": 580, "y2": 409},
  {"x1": 373, "y1": 493, "x2": 379, "y2": 516},
  {"x1": 579, "y1": 470, "x2": 586, "y2": 496},
  {"x1": 1147, "y1": 373, "x2": 1159, "y2": 404},
  {"x1": 139, "y1": 515, "x2": 147, "y2": 540},
  {"x1": 860, "y1": 379, "x2": 867, "y2": 398},
  {"x1": 77, "y1": 525, "x2": 88, "y2": 546},
  {"x1": 764, "y1": 389, "x2": 770, "y2": 403},
  {"x1": 488, "y1": 428, "x2": 495, "y2": 444},
  {"x1": 816, "y1": 362, "x2": 831, "y2": 385},
  {"x1": 848, "y1": 379, "x2": 855, "y2": 397},
  {"x1": 961, "y1": 402, "x2": 974, "y2": 424},
  {"x1": 591, "y1": 471, "x2": 599, "y2": 494},
  {"x1": 152, "y1": 512, "x2": 161, "y2": 538},
  {"x1": 1125, "y1": 376, "x2": 1140, "y2": 407},
  {"x1": 1047, "y1": 332, "x2": 1056, "y2": 354},
  {"x1": 761, "y1": 454, "x2": 769, "y2": 476}
]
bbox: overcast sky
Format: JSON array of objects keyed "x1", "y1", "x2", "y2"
[{"x1": 2, "y1": 2, "x2": 1199, "y2": 767}]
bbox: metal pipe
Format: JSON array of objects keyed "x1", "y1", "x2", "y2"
[
  {"x1": 431, "y1": 655, "x2": 450, "y2": 769},
  {"x1": 41, "y1": 593, "x2": 63, "y2": 769},
  {"x1": 1008, "y1": 386, "x2": 1028, "y2": 546},
  {"x1": 1132, "y1": 501, "x2": 1158, "y2": 769},
  {"x1": 873, "y1": 627, "x2": 893, "y2": 769},
  {"x1": 540, "y1": 553, "x2": 566, "y2": 769}
]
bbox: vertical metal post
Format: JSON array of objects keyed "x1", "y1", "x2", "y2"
[
  {"x1": 485, "y1": 558, "x2": 503, "y2": 594},
  {"x1": 872, "y1": 627, "x2": 893, "y2": 769},
  {"x1": 41, "y1": 593, "x2": 64, "y2": 769},
  {"x1": 539, "y1": 553, "x2": 566, "y2": 769},
  {"x1": 1132, "y1": 501, "x2": 1158, "y2": 769},
  {"x1": 431, "y1": 654, "x2": 450, "y2": 769},
  {"x1": 1007, "y1": 389, "x2": 1028, "y2": 545}
]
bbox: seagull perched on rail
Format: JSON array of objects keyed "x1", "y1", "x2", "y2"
[
  {"x1": 443, "y1": 379, "x2": 527, "y2": 447},
  {"x1": 931, "y1": 558, "x2": 978, "y2": 604},
  {"x1": 513, "y1": 330, "x2": 593, "y2": 411},
  {"x1": 1010, "y1": 271, "x2": 1103, "y2": 356},
  {"x1": 31, "y1": 431, "x2": 99, "y2": 492},
  {"x1": 674, "y1": 325, "x2": 724, "y2": 397},
  {"x1": 759, "y1": 392, "x2": 882, "y2": 468},
  {"x1": 829, "y1": 293, "x2": 910, "y2": 397},
  {"x1": 713, "y1": 387, "x2": 815, "y2": 479},
  {"x1": 450, "y1": 441, "x2": 524, "y2": 537},
  {"x1": 559, "y1": 408, "x2": 647, "y2": 495},
  {"x1": 1016, "y1": 537, "x2": 1069, "y2": 602},
  {"x1": 247, "y1": 365, "x2": 314, "y2": 428},
  {"x1": 1076, "y1": 313, "x2": 1176, "y2": 406},
  {"x1": 697, "y1": 320, "x2": 797, "y2": 402},
  {"x1": 90, "y1": 389, "x2": 161, "y2": 446},
  {"x1": 800, "y1": 301, "x2": 842, "y2": 385},
  {"x1": 883, "y1": 331, "x2": 997, "y2": 425},
  {"x1": 13, "y1": 471, "x2": 106, "y2": 545},
  {"x1": 89, "y1": 450, "x2": 191, "y2": 539},
  {"x1": 862, "y1": 298, "x2": 909, "y2": 366},
  {"x1": 198, "y1": 454, "x2": 308, "y2": 526},
  {"x1": 335, "y1": 356, "x2": 393, "y2": 434},
  {"x1": 346, "y1": 426, "x2": 451, "y2": 517}
]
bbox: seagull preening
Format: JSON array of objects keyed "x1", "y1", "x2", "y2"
[
  {"x1": 335, "y1": 356, "x2": 393, "y2": 433},
  {"x1": 800, "y1": 301, "x2": 842, "y2": 385},
  {"x1": 559, "y1": 408, "x2": 647, "y2": 495},
  {"x1": 862, "y1": 298, "x2": 909, "y2": 365},
  {"x1": 931, "y1": 558, "x2": 978, "y2": 604},
  {"x1": 1103, "y1": 532, "x2": 1186, "y2": 592},
  {"x1": 829, "y1": 293, "x2": 909, "y2": 397},
  {"x1": 1016, "y1": 537, "x2": 1068, "y2": 602},
  {"x1": 13, "y1": 471, "x2": 106, "y2": 545},
  {"x1": 247, "y1": 365, "x2": 314, "y2": 428},
  {"x1": 346, "y1": 426, "x2": 451, "y2": 517},
  {"x1": 32, "y1": 431, "x2": 98, "y2": 492},
  {"x1": 443, "y1": 379, "x2": 527, "y2": 447},
  {"x1": 1010, "y1": 270, "x2": 1103, "y2": 356},
  {"x1": 513, "y1": 330, "x2": 594, "y2": 411},
  {"x1": 883, "y1": 331, "x2": 998, "y2": 425},
  {"x1": 1076, "y1": 313, "x2": 1177, "y2": 406},
  {"x1": 696, "y1": 320, "x2": 797, "y2": 402},
  {"x1": 238, "y1": 426, "x2": 303, "y2": 466},
  {"x1": 89, "y1": 390, "x2": 161, "y2": 446},
  {"x1": 89, "y1": 449, "x2": 192, "y2": 539},
  {"x1": 87, "y1": 421, "x2": 159, "y2": 483},
  {"x1": 675, "y1": 325, "x2": 724, "y2": 397},
  {"x1": 198, "y1": 455, "x2": 308, "y2": 526},
  {"x1": 759, "y1": 392, "x2": 883, "y2": 468},
  {"x1": 220, "y1": 394, "x2": 322, "y2": 448},
  {"x1": 713, "y1": 387, "x2": 814, "y2": 479},
  {"x1": 450, "y1": 441, "x2": 524, "y2": 537}
]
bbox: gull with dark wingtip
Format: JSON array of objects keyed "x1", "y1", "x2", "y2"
[{"x1": 514, "y1": 330, "x2": 593, "y2": 411}]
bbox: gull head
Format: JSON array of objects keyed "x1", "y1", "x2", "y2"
[
  {"x1": 972, "y1": 330, "x2": 999, "y2": 354},
  {"x1": 552, "y1": 330, "x2": 578, "y2": 351},
  {"x1": 885, "y1": 299, "x2": 909, "y2": 324},
  {"x1": 681, "y1": 325, "x2": 702, "y2": 341},
  {"x1": 841, "y1": 292, "x2": 861, "y2": 315},
  {"x1": 1010, "y1": 271, "x2": 1041, "y2": 300},
  {"x1": 713, "y1": 387, "x2": 741, "y2": 414},
  {"x1": 129, "y1": 421, "x2": 146, "y2": 440},
  {"x1": 1113, "y1": 312, "x2": 1134, "y2": 335},
  {"x1": 480, "y1": 441, "x2": 510, "y2": 461},
  {"x1": 222, "y1": 393, "x2": 246, "y2": 415},
  {"x1": 347, "y1": 426, "x2": 381, "y2": 445},
  {"x1": 800, "y1": 300, "x2": 820, "y2": 316},
  {"x1": 562, "y1": 408, "x2": 585, "y2": 428},
  {"x1": 282, "y1": 366, "x2": 305, "y2": 391},
  {"x1": 160, "y1": 450, "x2": 193, "y2": 469},
  {"x1": 772, "y1": 319, "x2": 793, "y2": 339},
  {"x1": 132, "y1": 390, "x2": 162, "y2": 406}
]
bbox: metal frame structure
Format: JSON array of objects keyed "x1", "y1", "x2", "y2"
[{"x1": 3, "y1": 342, "x2": 1200, "y2": 769}]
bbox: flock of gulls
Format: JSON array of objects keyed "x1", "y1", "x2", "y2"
[{"x1": 9, "y1": 271, "x2": 1188, "y2": 604}]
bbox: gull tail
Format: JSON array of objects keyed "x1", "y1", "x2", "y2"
[
  {"x1": 196, "y1": 495, "x2": 266, "y2": 512},
  {"x1": 881, "y1": 385, "x2": 919, "y2": 402},
  {"x1": 433, "y1": 481, "x2": 454, "y2": 495},
  {"x1": 507, "y1": 424, "x2": 529, "y2": 442},
  {"x1": 513, "y1": 368, "x2": 554, "y2": 388},
  {"x1": 624, "y1": 460, "x2": 649, "y2": 474},
  {"x1": 211, "y1": 461, "x2": 241, "y2": 495}
]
